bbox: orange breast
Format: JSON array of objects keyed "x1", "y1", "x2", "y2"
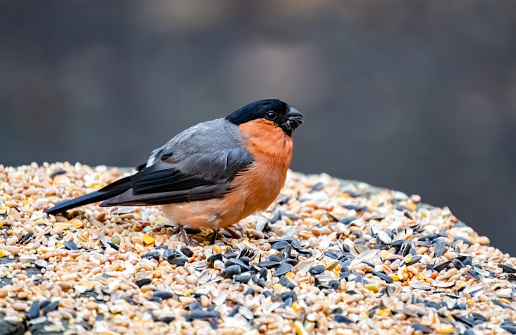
[{"x1": 161, "y1": 119, "x2": 293, "y2": 229}]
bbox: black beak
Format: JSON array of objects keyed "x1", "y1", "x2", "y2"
[
  {"x1": 286, "y1": 107, "x2": 304, "y2": 121},
  {"x1": 283, "y1": 107, "x2": 304, "y2": 134}
]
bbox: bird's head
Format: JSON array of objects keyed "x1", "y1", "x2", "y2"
[{"x1": 226, "y1": 99, "x2": 304, "y2": 136}]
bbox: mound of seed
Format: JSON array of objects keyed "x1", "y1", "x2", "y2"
[{"x1": 0, "y1": 162, "x2": 515, "y2": 335}]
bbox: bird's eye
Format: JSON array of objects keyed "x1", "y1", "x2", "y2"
[{"x1": 266, "y1": 111, "x2": 277, "y2": 120}]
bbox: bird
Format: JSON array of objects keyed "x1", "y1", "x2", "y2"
[{"x1": 45, "y1": 99, "x2": 304, "y2": 245}]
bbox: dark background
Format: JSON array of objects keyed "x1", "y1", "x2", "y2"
[{"x1": 1, "y1": 1, "x2": 516, "y2": 253}]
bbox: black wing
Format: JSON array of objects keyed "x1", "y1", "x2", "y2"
[{"x1": 100, "y1": 148, "x2": 253, "y2": 207}]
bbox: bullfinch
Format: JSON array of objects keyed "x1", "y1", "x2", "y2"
[{"x1": 45, "y1": 99, "x2": 304, "y2": 244}]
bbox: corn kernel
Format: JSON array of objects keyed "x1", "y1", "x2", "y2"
[
  {"x1": 292, "y1": 302, "x2": 300, "y2": 312},
  {"x1": 286, "y1": 272, "x2": 294, "y2": 279},
  {"x1": 376, "y1": 309, "x2": 390, "y2": 316},
  {"x1": 213, "y1": 245, "x2": 224, "y2": 254},
  {"x1": 365, "y1": 284, "x2": 378, "y2": 293},
  {"x1": 437, "y1": 324, "x2": 453, "y2": 334},
  {"x1": 142, "y1": 234, "x2": 154, "y2": 245}
]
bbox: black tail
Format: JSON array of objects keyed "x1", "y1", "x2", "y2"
[{"x1": 44, "y1": 176, "x2": 133, "y2": 215}]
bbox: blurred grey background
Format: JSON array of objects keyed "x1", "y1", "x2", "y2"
[{"x1": 1, "y1": 1, "x2": 516, "y2": 253}]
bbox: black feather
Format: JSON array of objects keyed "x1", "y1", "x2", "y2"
[{"x1": 44, "y1": 176, "x2": 132, "y2": 215}]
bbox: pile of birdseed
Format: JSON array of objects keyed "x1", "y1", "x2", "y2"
[{"x1": 0, "y1": 163, "x2": 515, "y2": 335}]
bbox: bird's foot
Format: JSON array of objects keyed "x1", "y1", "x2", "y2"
[{"x1": 177, "y1": 224, "x2": 198, "y2": 247}]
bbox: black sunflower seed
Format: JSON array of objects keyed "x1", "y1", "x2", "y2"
[
  {"x1": 27, "y1": 301, "x2": 40, "y2": 319},
  {"x1": 239, "y1": 256, "x2": 251, "y2": 265},
  {"x1": 268, "y1": 254, "x2": 284, "y2": 262},
  {"x1": 400, "y1": 242, "x2": 413, "y2": 257},
  {"x1": 180, "y1": 246, "x2": 194, "y2": 258},
  {"x1": 499, "y1": 264, "x2": 516, "y2": 273},
  {"x1": 329, "y1": 280, "x2": 340, "y2": 290},
  {"x1": 452, "y1": 315, "x2": 474, "y2": 327},
  {"x1": 334, "y1": 314, "x2": 353, "y2": 324},
  {"x1": 280, "y1": 290, "x2": 296, "y2": 302},
  {"x1": 234, "y1": 274, "x2": 252, "y2": 283},
  {"x1": 153, "y1": 291, "x2": 173, "y2": 300},
  {"x1": 228, "y1": 305, "x2": 240, "y2": 317},
  {"x1": 501, "y1": 322, "x2": 516, "y2": 334},
  {"x1": 453, "y1": 237, "x2": 472, "y2": 245},
  {"x1": 368, "y1": 306, "x2": 379, "y2": 318},
  {"x1": 433, "y1": 260, "x2": 452, "y2": 272},
  {"x1": 257, "y1": 261, "x2": 281, "y2": 269},
  {"x1": 149, "y1": 312, "x2": 159, "y2": 322},
  {"x1": 278, "y1": 275, "x2": 296, "y2": 289},
  {"x1": 418, "y1": 234, "x2": 438, "y2": 241},
  {"x1": 189, "y1": 310, "x2": 221, "y2": 320},
  {"x1": 274, "y1": 263, "x2": 293, "y2": 277},
  {"x1": 452, "y1": 259, "x2": 465, "y2": 269},
  {"x1": 285, "y1": 257, "x2": 299, "y2": 266},
  {"x1": 225, "y1": 259, "x2": 250, "y2": 271},
  {"x1": 289, "y1": 238, "x2": 299, "y2": 249},
  {"x1": 271, "y1": 240, "x2": 290, "y2": 250},
  {"x1": 224, "y1": 252, "x2": 238, "y2": 259},
  {"x1": 309, "y1": 265, "x2": 325, "y2": 276},
  {"x1": 239, "y1": 247, "x2": 255, "y2": 259},
  {"x1": 142, "y1": 251, "x2": 160, "y2": 261},
  {"x1": 270, "y1": 211, "x2": 282, "y2": 224},
  {"x1": 39, "y1": 301, "x2": 50, "y2": 310},
  {"x1": 220, "y1": 265, "x2": 241, "y2": 279},
  {"x1": 136, "y1": 278, "x2": 152, "y2": 288},
  {"x1": 49, "y1": 170, "x2": 66, "y2": 179},
  {"x1": 373, "y1": 271, "x2": 393, "y2": 284},
  {"x1": 411, "y1": 323, "x2": 431, "y2": 333},
  {"x1": 259, "y1": 267, "x2": 268, "y2": 279},
  {"x1": 159, "y1": 316, "x2": 175, "y2": 324},
  {"x1": 424, "y1": 300, "x2": 442, "y2": 310},
  {"x1": 189, "y1": 301, "x2": 202, "y2": 311},
  {"x1": 64, "y1": 241, "x2": 78, "y2": 250},
  {"x1": 169, "y1": 257, "x2": 188, "y2": 266},
  {"x1": 325, "y1": 249, "x2": 343, "y2": 259},
  {"x1": 277, "y1": 297, "x2": 294, "y2": 310},
  {"x1": 406, "y1": 255, "x2": 422, "y2": 266},
  {"x1": 245, "y1": 288, "x2": 255, "y2": 296},
  {"x1": 207, "y1": 254, "x2": 223, "y2": 268},
  {"x1": 311, "y1": 182, "x2": 324, "y2": 191},
  {"x1": 434, "y1": 241, "x2": 447, "y2": 258},
  {"x1": 43, "y1": 301, "x2": 59, "y2": 315},
  {"x1": 338, "y1": 217, "x2": 356, "y2": 225},
  {"x1": 20, "y1": 232, "x2": 35, "y2": 245},
  {"x1": 472, "y1": 313, "x2": 487, "y2": 323},
  {"x1": 277, "y1": 195, "x2": 291, "y2": 205},
  {"x1": 466, "y1": 268, "x2": 481, "y2": 280},
  {"x1": 340, "y1": 266, "x2": 350, "y2": 279},
  {"x1": 455, "y1": 255, "x2": 473, "y2": 266},
  {"x1": 343, "y1": 204, "x2": 367, "y2": 212},
  {"x1": 492, "y1": 299, "x2": 515, "y2": 310}
]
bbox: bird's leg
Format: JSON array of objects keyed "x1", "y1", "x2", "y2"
[
  {"x1": 210, "y1": 230, "x2": 219, "y2": 245},
  {"x1": 224, "y1": 226, "x2": 242, "y2": 239},
  {"x1": 177, "y1": 224, "x2": 197, "y2": 246}
]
